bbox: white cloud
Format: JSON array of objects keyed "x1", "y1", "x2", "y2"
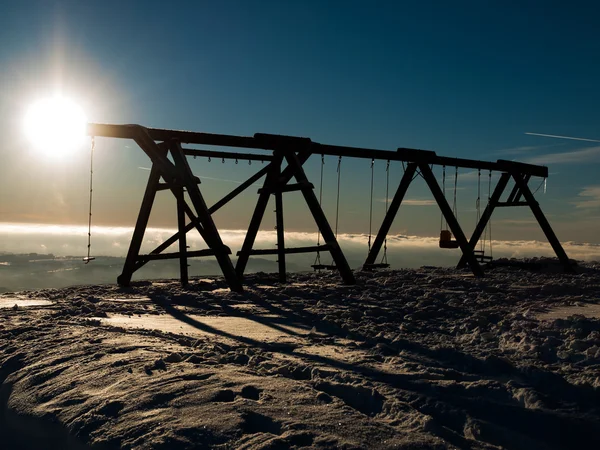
[
  {"x1": 573, "y1": 186, "x2": 600, "y2": 209},
  {"x1": 1, "y1": 223, "x2": 599, "y2": 270},
  {"x1": 524, "y1": 146, "x2": 600, "y2": 165},
  {"x1": 490, "y1": 145, "x2": 554, "y2": 156},
  {"x1": 376, "y1": 198, "x2": 436, "y2": 206}
]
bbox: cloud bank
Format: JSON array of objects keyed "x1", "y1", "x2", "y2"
[{"x1": 1, "y1": 223, "x2": 599, "y2": 268}]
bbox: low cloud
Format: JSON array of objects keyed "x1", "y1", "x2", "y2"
[
  {"x1": 1, "y1": 223, "x2": 599, "y2": 269},
  {"x1": 573, "y1": 186, "x2": 600, "y2": 209},
  {"x1": 377, "y1": 198, "x2": 436, "y2": 206},
  {"x1": 489, "y1": 143, "x2": 564, "y2": 157},
  {"x1": 524, "y1": 146, "x2": 600, "y2": 165},
  {"x1": 1, "y1": 222, "x2": 599, "y2": 291}
]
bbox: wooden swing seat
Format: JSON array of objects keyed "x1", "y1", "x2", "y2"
[
  {"x1": 439, "y1": 240, "x2": 460, "y2": 249},
  {"x1": 362, "y1": 263, "x2": 390, "y2": 271},
  {"x1": 311, "y1": 264, "x2": 338, "y2": 271},
  {"x1": 439, "y1": 229, "x2": 459, "y2": 249},
  {"x1": 473, "y1": 250, "x2": 493, "y2": 262}
]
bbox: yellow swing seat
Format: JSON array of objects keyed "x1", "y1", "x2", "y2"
[{"x1": 439, "y1": 230, "x2": 460, "y2": 249}]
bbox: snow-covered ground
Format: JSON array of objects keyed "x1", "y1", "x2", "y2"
[{"x1": 1, "y1": 260, "x2": 599, "y2": 449}]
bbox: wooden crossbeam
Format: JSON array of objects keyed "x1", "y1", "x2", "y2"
[
  {"x1": 237, "y1": 245, "x2": 330, "y2": 256},
  {"x1": 495, "y1": 201, "x2": 529, "y2": 207},
  {"x1": 258, "y1": 181, "x2": 314, "y2": 194},
  {"x1": 88, "y1": 124, "x2": 549, "y2": 178},
  {"x1": 138, "y1": 248, "x2": 226, "y2": 262}
]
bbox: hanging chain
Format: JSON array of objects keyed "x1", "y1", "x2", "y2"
[{"x1": 85, "y1": 137, "x2": 95, "y2": 263}]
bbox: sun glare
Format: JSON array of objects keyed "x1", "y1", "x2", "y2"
[{"x1": 24, "y1": 96, "x2": 88, "y2": 157}]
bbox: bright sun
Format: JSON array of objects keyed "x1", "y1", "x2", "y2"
[{"x1": 24, "y1": 96, "x2": 88, "y2": 157}]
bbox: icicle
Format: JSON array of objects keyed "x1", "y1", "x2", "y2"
[{"x1": 544, "y1": 177, "x2": 547, "y2": 194}]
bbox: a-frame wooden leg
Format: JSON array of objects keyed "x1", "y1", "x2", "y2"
[
  {"x1": 364, "y1": 163, "x2": 417, "y2": 266},
  {"x1": 132, "y1": 164, "x2": 271, "y2": 275},
  {"x1": 283, "y1": 151, "x2": 356, "y2": 285},
  {"x1": 419, "y1": 164, "x2": 484, "y2": 276},
  {"x1": 236, "y1": 159, "x2": 281, "y2": 278},
  {"x1": 169, "y1": 142, "x2": 244, "y2": 292},
  {"x1": 507, "y1": 173, "x2": 531, "y2": 203},
  {"x1": 118, "y1": 163, "x2": 162, "y2": 286},
  {"x1": 128, "y1": 131, "x2": 242, "y2": 291},
  {"x1": 457, "y1": 172, "x2": 510, "y2": 269},
  {"x1": 512, "y1": 173, "x2": 574, "y2": 273}
]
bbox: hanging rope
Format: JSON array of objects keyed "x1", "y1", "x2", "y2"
[
  {"x1": 440, "y1": 166, "x2": 448, "y2": 230},
  {"x1": 476, "y1": 169, "x2": 482, "y2": 252},
  {"x1": 334, "y1": 156, "x2": 342, "y2": 237},
  {"x1": 368, "y1": 159, "x2": 375, "y2": 252},
  {"x1": 314, "y1": 155, "x2": 325, "y2": 266},
  {"x1": 453, "y1": 166, "x2": 458, "y2": 220},
  {"x1": 487, "y1": 170, "x2": 493, "y2": 259},
  {"x1": 328, "y1": 156, "x2": 343, "y2": 267},
  {"x1": 441, "y1": 166, "x2": 446, "y2": 231},
  {"x1": 381, "y1": 160, "x2": 390, "y2": 264},
  {"x1": 84, "y1": 137, "x2": 96, "y2": 263}
]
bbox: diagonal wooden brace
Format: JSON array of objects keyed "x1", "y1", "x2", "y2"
[{"x1": 419, "y1": 164, "x2": 484, "y2": 276}]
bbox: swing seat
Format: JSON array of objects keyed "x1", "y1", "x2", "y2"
[
  {"x1": 83, "y1": 256, "x2": 96, "y2": 263},
  {"x1": 473, "y1": 250, "x2": 493, "y2": 263},
  {"x1": 311, "y1": 264, "x2": 337, "y2": 271},
  {"x1": 362, "y1": 263, "x2": 390, "y2": 271},
  {"x1": 439, "y1": 230, "x2": 459, "y2": 249}
]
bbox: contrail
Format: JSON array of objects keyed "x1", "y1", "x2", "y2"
[{"x1": 525, "y1": 132, "x2": 600, "y2": 143}]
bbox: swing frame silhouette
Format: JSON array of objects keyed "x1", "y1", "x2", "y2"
[{"x1": 86, "y1": 123, "x2": 573, "y2": 292}]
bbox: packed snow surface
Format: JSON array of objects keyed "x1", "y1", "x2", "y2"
[{"x1": 1, "y1": 261, "x2": 600, "y2": 449}]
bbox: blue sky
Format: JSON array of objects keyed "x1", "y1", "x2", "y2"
[{"x1": 1, "y1": 0, "x2": 600, "y2": 253}]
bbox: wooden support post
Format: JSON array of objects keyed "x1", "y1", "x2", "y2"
[
  {"x1": 131, "y1": 165, "x2": 270, "y2": 273},
  {"x1": 128, "y1": 129, "x2": 242, "y2": 291},
  {"x1": 364, "y1": 163, "x2": 417, "y2": 266},
  {"x1": 513, "y1": 173, "x2": 531, "y2": 203},
  {"x1": 208, "y1": 165, "x2": 271, "y2": 214},
  {"x1": 274, "y1": 185, "x2": 286, "y2": 283},
  {"x1": 506, "y1": 173, "x2": 531, "y2": 203},
  {"x1": 457, "y1": 172, "x2": 510, "y2": 269},
  {"x1": 283, "y1": 151, "x2": 356, "y2": 285},
  {"x1": 511, "y1": 173, "x2": 574, "y2": 273},
  {"x1": 419, "y1": 164, "x2": 484, "y2": 276},
  {"x1": 176, "y1": 187, "x2": 189, "y2": 286},
  {"x1": 279, "y1": 148, "x2": 313, "y2": 184},
  {"x1": 168, "y1": 141, "x2": 244, "y2": 291},
  {"x1": 117, "y1": 163, "x2": 162, "y2": 286},
  {"x1": 236, "y1": 159, "x2": 281, "y2": 278}
]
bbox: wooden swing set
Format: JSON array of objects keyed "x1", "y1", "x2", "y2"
[{"x1": 83, "y1": 123, "x2": 573, "y2": 292}]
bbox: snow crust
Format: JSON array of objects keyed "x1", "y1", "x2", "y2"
[{"x1": 1, "y1": 261, "x2": 600, "y2": 449}]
